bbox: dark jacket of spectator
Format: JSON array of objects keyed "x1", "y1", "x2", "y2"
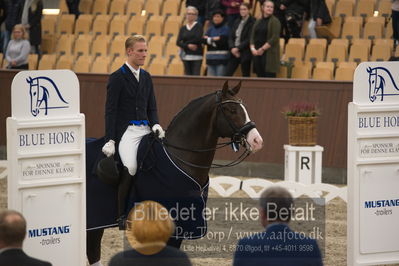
[
  {"x1": 228, "y1": 15, "x2": 256, "y2": 63},
  {"x1": 0, "y1": 0, "x2": 7, "y2": 26},
  {"x1": 205, "y1": 0, "x2": 221, "y2": 22},
  {"x1": 0, "y1": 248, "x2": 52, "y2": 266},
  {"x1": 5, "y1": 0, "x2": 24, "y2": 32},
  {"x1": 186, "y1": 0, "x2": 206, "y2": 17},
  {"x1": 307, "y1": 0, "x2": 331, "y2": 25},
  {"x1": 176, "y1": 22, "x2": 204, "y2": 57},
  {"x1": 28, "y1": 0, "x2": 42, "y2": 46}
]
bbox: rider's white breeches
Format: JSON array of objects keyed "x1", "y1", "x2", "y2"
[{"x1": 118, "y1": 125, "x2": 151, "y2": 176}]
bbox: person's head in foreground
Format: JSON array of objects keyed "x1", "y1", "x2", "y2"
[
  {"x1": 259, "y1": 186, "x2": 294, "y2": 228},
  {"x1": 126, "y1": 200, "x2": 175, "y2": 255},
  {"x1": 0, "y1": 209, "x2": 26, "y2": 249}
]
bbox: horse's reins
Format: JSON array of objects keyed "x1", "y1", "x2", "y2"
[{"x1": 159, "y1": 91, "x2": 257, "y2": 169}]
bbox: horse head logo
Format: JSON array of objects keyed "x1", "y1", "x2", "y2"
[
  {"x1": 26, "y1": 76, "x2": 69, "y2": 117},
  {"x1": 367, "y1": 66, "x2": 399, "y2": 102}
]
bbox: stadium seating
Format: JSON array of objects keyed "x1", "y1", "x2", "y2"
[
  {"x1": 91, "y1": 56, "x2": 111, "y2": 73},
  {"x1": 92, "y1": 0, "x2": 109, "y2": 15},
  {"x1": 109, "y1": 0, "x2": 126, "y2": 15},
  {"x1": 73, "y1": 55, "x2": 92, "y2": 73},
  {"x1": 74, "y1": 14, "x2": 93, "y2": 36},
  {"x1": 126, "y1": 0, "x2": 144, "y2": 16},
  {"x1": 56, "y1": 55, "x2": 74, "y2": 69},
  {"x1": 38, "y1": 54, "x2": 57, "y2": 70},
  {"x1": 58, "y1": 14, "x2": 75, "y2": 35},
  {"x1": 28, "y1": 54, "x2": 38, "y2": 70},
  {"x1": 127, "y1": 15, "x2": 146, "y2": 35},
  {"x1": 109, "y1": 15, "x2": 128, "y2": 36},
  {"x1": 110, "y1": 35, "x2": 127, "y2": 57},
  {"x1": 92, "y1": 14, "x2": 111, "y2": 35},
  {"x1": 74, "y1": 34, "x2": 93, "y2": 57},
  {"x1": 92, "y1": 35, "x2": 111, "y2": 57},
  {"x1": 162, "y1": 0, "x2": 180, "y2": 16}
]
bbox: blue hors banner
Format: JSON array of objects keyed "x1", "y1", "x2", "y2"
[
  {"x1": 11, "y1": 70, "x2": 80, "y2": 119},
  {"x1": 348, "y1": 62, "x2": 399, "y2": 266},
  {"x1": 7, "y1": 70, "x2": 85, "y2": 266}
]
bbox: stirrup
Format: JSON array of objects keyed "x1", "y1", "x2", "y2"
[{"x1": 117, "y1": 215, "x2": 126, "y2": 230}]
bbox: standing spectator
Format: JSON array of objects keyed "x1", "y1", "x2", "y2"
[
  {"x1": 176, "y1": 6, "x2": 203, "y2": 76},
  {"x1": 281, "y1": 0, "x2": 308, "y2": 38},
  {"x1": 226, "y1": 3, "x2": 255, "y2": 77},
  {"x1": 3, "y1": 0, "x2": 24, "y2": 53},
  {"x1": 0, "y1": 209, "x2": 52, "y2": 266},
  {"x1": 393, "y1": 0, "x2": 399, "y2": 46},
  {"x1": 233, "y1": 187, "x2": 323, "y2": 266},
  {"x1": 0, "y1": 0, "x2": 7, "y2": 53},
  {"x1": 109, "y1": 201, "x2": 192, "y2": 266},
  {"x1": 203, "y1": 10, "x2": 230, "y2": 76},
  {"x1": 22, "y1": 0, "x2": 43, "y2": 54},
  {"x1": 204, "y1": 0, "x2": 221, "y2": 30},
  {"x1": 186, "y1": 0, "x2": 206, "y2": 25},
  {"x1": 257, "y1": 0, "x2": 289, "y2": 40},
  {"x1": 250, "y1": 0, "x2": 281, "y2": 77},
  {"x1": 5, "y1": 24, "x2": 30, "y2": 69},
  {"x1": 221, "y1": 0, "x2": 243, "y2": 27},
  {"x1": 307, "y1": 0, "x2": 331, "y2": 39},
  {"x1": 66, "y1": 0, "x2": 80, "y2": 19}
]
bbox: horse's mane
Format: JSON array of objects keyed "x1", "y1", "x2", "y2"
[{"x1": 167, "y1": 91, "x2": 216, "y2": 130}]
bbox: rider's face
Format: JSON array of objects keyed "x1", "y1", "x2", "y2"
[{"x1": 126, "y1": 41, "x2": 147, "y2": 69}]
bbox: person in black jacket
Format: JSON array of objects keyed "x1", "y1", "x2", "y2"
[
  {"x1": 280, "y1": 0, "x2": 308, "y2": 38},
  {"x1": 102, "y1": 35, "x2": 164, "y2": 178},
  {"x1": 3, "y1": 0, "x2": 24, "y2": 53},
  {"x1": 176, "y1": 6, "x2": 203, "y2": 76},
  {"x1": 0, "y1": 0, "x2": 7, "y2": 53},
  {"x1": 0, "y1": 209, "x2": 52, "y2": 266},
  {"x1": 226, "y1": 3, "x2": 255, "y2": 77},
  {"x1": 306, "y1": 0, "x2": 331, "y2": 38},
  {"x1": 22, "y1": 0, "x2": 42, "y2": 54}
]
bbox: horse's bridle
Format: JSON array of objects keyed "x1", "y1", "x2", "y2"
[{"x1": 159, "y1": 91, "x2": 256, "y2": 169}]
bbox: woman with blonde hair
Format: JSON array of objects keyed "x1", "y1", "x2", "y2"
[
  {"x1": 109, "y1": 201, "x2": 192, "y2": 266},
  {"x1": 5, "y1": 24, "x2": 30, "y2": 69}
]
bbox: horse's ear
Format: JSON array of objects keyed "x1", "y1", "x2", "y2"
[
  {"x1": 222, "y1": 81, "x2": 229, "y2": 96},
  {"x1": 230, "y1": 81, "x2": 241, "y2": 96},
  {"x1": 367, "y1": 67, "x2": 371, "y2": 73}
]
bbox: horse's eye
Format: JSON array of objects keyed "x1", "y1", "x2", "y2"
[
  {"x1": 229, "y1": 108, "x2": 237, "y2": 114},
  {"x1": 33, "y1": 92, "x2": 36, "y2": 96}
]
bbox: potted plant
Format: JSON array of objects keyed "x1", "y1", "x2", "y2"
[{"x1": 283, "y1": 102, "x2": 320, "y2": 146}]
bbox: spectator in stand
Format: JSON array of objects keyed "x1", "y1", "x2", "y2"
[
  {"x1": 281, "y1": 0, "x2": 308, "y2": 38},
  {"x1": 186, "y1": 0, "x2": 206, "y2": 25},
  {"x1": 3, "y1": 0, "x2": 24, "y2": 53},
  {"x1": 5, "y1": 24, "x2": 30, "y2": 69},
  {"x1": 203, "y1": 10, "x2": 230, "y2": 76},
  {"x1": 221, "y1": 0, "x2": 243, "y2": 27},
  {"x1": 307, "y1": 0, "x2": 331, "y2": 39},
  {"x1": 176, "y1": 6, "x2": 204, "y2": 76},
  {"x1": 204, "y1": 0, "x2": 221, "y2": 30},
  {"x1": 0, "y1": 209, "x2": 52, "y2": 266},
  {"x1": 109, "y1": 201, "x2": 192, "y2": 266},
  {"x1": 21, "y1": 0, "x2": 43, "y2": 54},
  {"x1": 250, "y1": 0, "x2": 280, "y2": 77},
  {"x1": 393, "y1": 0, "x2": 399, "y2": 46},
  {"x1": 0, "y1": 0, "x2": 7, "y2": 53},
  {"x1": 66, "y1": 0, "x2": 80, "y2": 19},
  {"x1": 233, "y1": 187, "x2": 323, "y2": 266},
  {"x1": 226, "y1": 3, "x2": 255, "y2": 77}
]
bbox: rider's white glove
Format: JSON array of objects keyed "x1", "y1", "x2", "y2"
[
  {"x1": 102, "y1": 140, "x2": 115, "y2": 157},
  {"x1": 152, "y1": 124, "x2": 165, "y2": 139}
]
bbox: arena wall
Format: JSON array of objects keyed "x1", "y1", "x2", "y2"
[{"x1": 0, "y1": 70, "x2": 352, "y2": 183}]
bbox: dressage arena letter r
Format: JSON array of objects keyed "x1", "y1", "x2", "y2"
[{"x1": 301, "y1": 156, "x2": 310, "y2": 170}]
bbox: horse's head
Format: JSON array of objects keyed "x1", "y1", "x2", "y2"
[
  {"x1": 367, "y1": 67, "x2": 384, "y2": 102},
  {"x1": 215, "y1": 81, "x2": 263, "y2": 153},
  {"x1": 27, "y1": 77, "x2": 40, "y2": 116}
]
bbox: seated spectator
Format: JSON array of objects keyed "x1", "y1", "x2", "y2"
[
  {"x1": 307, "y1": 0, "x2": 331, "y2": 39},
  {"x1": 203, "y1": 10, "x2": 230, "y2": 76},
  {"x1": 281, "y1": 0, "x2": 308, "y2": 38},
  {"x1": 0, "y1": 209, "x2": 52, "y2": 266},
  {"x1": 250, "y1": 0, "x2": 280, "y2": 78},
  {"x1": 233, "y1": 186, "x2": 323, "y2": 266},
  {"x1": 177, "y1": 6, "x2": 203, "y2": 76},
  {"x1": 5, "y1": 24, "x2": 30, "y2": 69},
  {"x1": 109, "y1": 201, "x2": 192, "y2": 266},
  {"x1": 226, "y1": 3, "x2": 255, "y2": 77},
  {"x1": 220, "y1": 0, "x2": 243, "y2": 27}
]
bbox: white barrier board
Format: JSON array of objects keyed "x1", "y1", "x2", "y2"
[
  {"x1": 348, "y1": 62, "x2": 399, "y2": 265},
  {"x1": 6, "y1": 70, "x2": 85, "y2": 266}
]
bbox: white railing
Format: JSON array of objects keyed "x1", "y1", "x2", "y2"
[{"x1": 210, "y1": 176, "x2": 347, "y2": 204}]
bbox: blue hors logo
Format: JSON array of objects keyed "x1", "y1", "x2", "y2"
[
  {"x1": 367, "y1": 66, "x2": 399, "y2": 102},
  {"x1": 27, "y1": 76, "x2": 69, "y2": 117},
  {"x1": 28, "y1": 225, "x2": 71, "y2": 238}
]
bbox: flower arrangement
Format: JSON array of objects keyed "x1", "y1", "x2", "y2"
[{"x1": 283, "y1": 102, "x2": 320, "y2": 117}]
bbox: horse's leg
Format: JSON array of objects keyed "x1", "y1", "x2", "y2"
[
  {"x1": 167, "y1": 237, "x2": 183, "y2": 249},
  {"x1": 87, "y1": 228, "x2": 104, "y2": 265}
]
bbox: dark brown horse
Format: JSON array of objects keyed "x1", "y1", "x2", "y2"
[{"x1": 86, "y1": 81, "x2": 263, "y2": 265}]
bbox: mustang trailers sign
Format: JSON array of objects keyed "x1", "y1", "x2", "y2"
[
  {"x1": 348, "y1": 62, "x2": 399, "y2": 265},
  {"x1": 7, "y1": 70, "x2": 86, "y2": 266}
]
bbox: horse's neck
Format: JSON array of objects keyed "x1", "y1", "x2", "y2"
[{"x1": 165, "y1": 96, "x2": 218, "y2": 187}]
